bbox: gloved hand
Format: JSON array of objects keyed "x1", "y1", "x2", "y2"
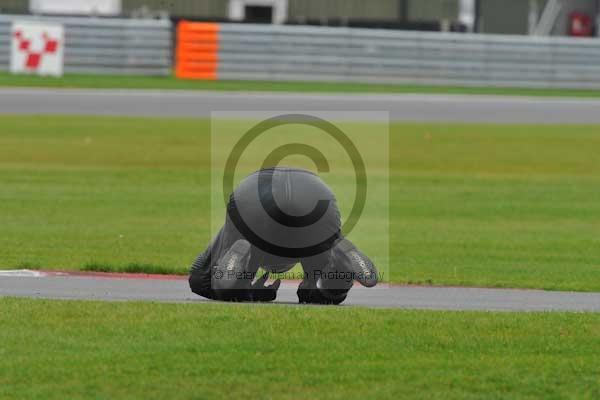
[
  {"x1": 211, "y1": 240, "x2": 282, "y2": 302},
  {"x1": 249, "y1": 271, "x2": 281, "y2": 302}
]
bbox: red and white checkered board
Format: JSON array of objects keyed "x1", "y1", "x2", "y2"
[{"x1": 10, "y1": 21, "x2": 64, "y2": 77}]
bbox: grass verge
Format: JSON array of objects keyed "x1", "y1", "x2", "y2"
[
  {"x1": 0, "y1": 116, "x2": 599, "y2": 290},
  {"x1": 3, "y1": 72, "x2": 600, "y2": 97},
  {"x1": 82, "y1": 262, "x2": 178, "y2": 275},
  {"x1": 1, "y1": 298, "x2": 599, "y2": 400}
]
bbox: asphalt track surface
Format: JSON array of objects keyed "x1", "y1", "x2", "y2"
[
  {"x1": 3, "y1": 88, "x2": 600, "y2": 123},
  {"x1": 1, "y1": 271, "x2": 599, "y2": 311},
  {"x1": 2, "y1": 88, "x2": 600, "y2": 311}
]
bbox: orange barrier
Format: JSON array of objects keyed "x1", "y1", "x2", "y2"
[{"x1": 175, "y1": 22, "x2": 219, "y2": 80}]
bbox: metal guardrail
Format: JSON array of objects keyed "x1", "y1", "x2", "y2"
[
  {"x1": 213, "y1": 24, "x2": 600, "y2": 89},
  {"x1": 0, "y1": 14, "x2": 172, "y2": 75},
  {"x1": 2, "y1": 15, "x2": 599, "y2": 88}
]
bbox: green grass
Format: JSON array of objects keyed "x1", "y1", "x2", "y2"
[
  {"x1": 0, "y1": 298, "x2": 598, "y2": 400},
  {"x1": 3, "y1": 72, "x2": 600, "y2": 97},
  {"x1": 82, "y1": 262, "x2": 177, "y2": 275},
  {"x1": 1, "y1": 115, "x2": 599, "y2": 291}
]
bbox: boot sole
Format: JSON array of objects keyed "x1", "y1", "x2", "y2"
[{"x1": 334, "y1": 238, "x2": 378, "y2": 287}]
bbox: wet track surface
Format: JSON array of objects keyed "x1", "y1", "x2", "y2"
[
  {"x1": 2, "y1": 88, "x2": 600, "y2": 123},
  {"x1": 1, "y1": 272, "x2": 599, "y2": 311}
]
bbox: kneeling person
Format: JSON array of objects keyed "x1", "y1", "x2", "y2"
[{"x1": 188, "y1": 167, "x2": 378, "y2": 304}]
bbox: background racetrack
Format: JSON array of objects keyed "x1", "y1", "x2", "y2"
[{"x1": 4, "y1": 88, "x2": 600, "y2": 123}]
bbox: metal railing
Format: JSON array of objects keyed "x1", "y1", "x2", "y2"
[
  {"x1": 213, "y1": 23, "x2": 600, "y2": 89},
  {"x1": 0, "y1": 14, "x2": 172, "y2": 75},
  {"x1": 2, "y1": 15, "x2": 599, "y2": 88}
]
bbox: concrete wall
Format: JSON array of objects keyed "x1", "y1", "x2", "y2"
[
  {"x1": 0, "y1": 0, "x2": 29, "y2": 14},
  {"x1": 287, "y1": 0, "x2": 459, "y2": 22},
  {"x1": 287, "y1": 0, "x2": 400, "y2": 21},
  {"x1": 1, "y1": 0, "x2": 461, "y2": 24},
  {"x1": 409, "y1": 0, "x2": 459, "y2": 21},
  {"x1": 7, "y1": 0, "x2": 596, "y2": 36},
  {"x1": 122, "y1": 0, "x2": 228, "y2": 18},
  {"x1": 478, "y1": 0, "x2": 531, "y2": 34},
  {"x1": 123, "y1": 0, "x2": 407, "y2": 21}
]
